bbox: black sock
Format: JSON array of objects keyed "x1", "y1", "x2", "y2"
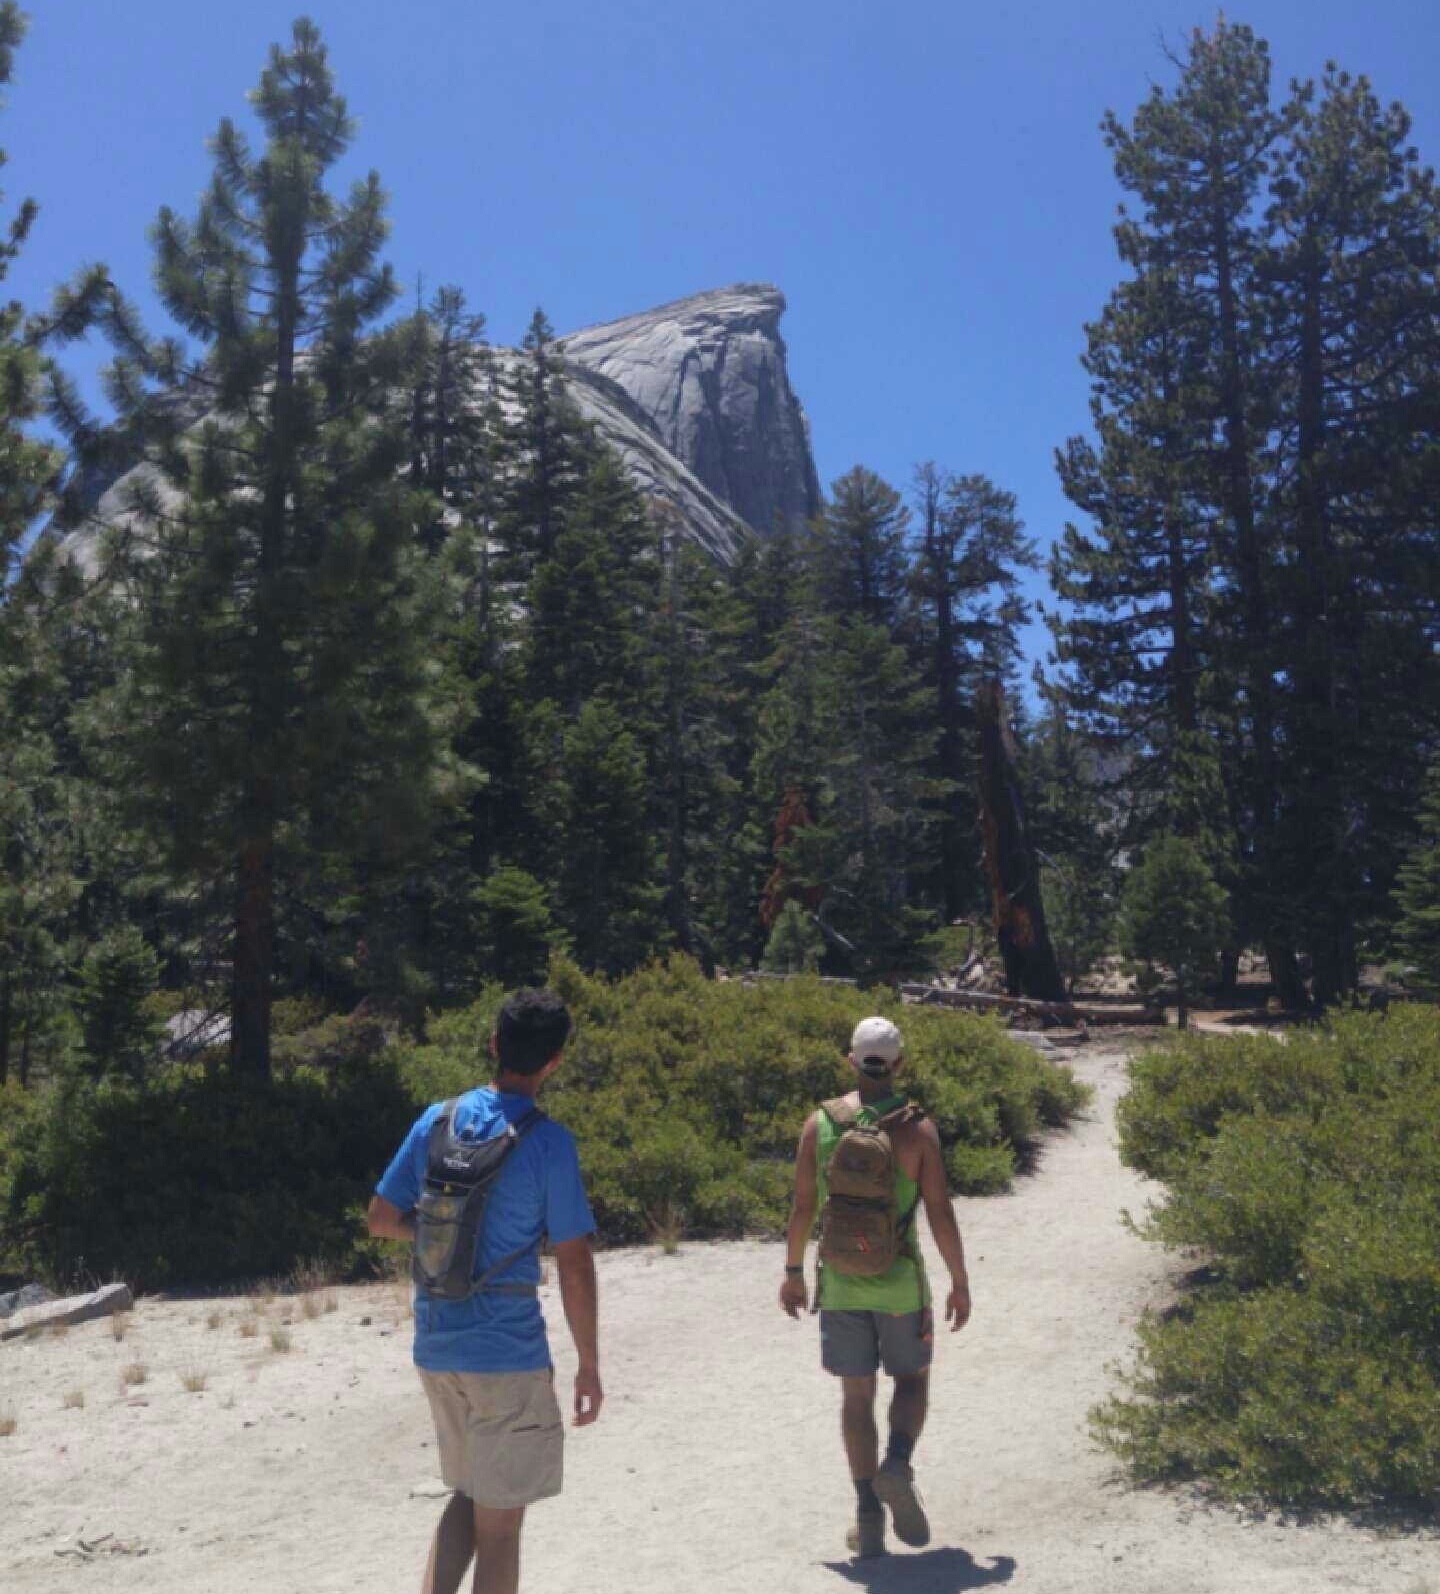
[
  {"x1": 885, "y1": 1430, "x2": 916, "y2": 1467},
  {"x1": 854, "y1": 1478, "x2": 880, "y2": 1513}
]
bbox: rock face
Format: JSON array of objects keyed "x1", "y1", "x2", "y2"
[
  {"x1": 60, "y1": 285, "x2": 819, "y2": 571},
  {"x1": 560, "y1": 284, "x2": 821, "y2": 536}
]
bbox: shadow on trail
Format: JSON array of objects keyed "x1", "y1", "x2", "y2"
[{"x1": 822, "y1": 1547, "x2": 1016, "y2": 1591}]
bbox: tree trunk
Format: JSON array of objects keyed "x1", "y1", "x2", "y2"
[
  {"x1": 975, "y1": 679, "x2": 1067, "y2": 1002},
  {"x1": 231, "y1": 783, "x2": 275, "y2": 1079},
  {"x1": 0, "y1": 975, "x2": 10, "y2": 1086},
  {"x1": 919, "y1": 470, "x2": 969, "y2": 921},
  {"x1": 1212, "y1": 188, "x2": 1304, "y2": 998}
]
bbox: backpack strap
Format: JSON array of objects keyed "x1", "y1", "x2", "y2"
[
  {"x1": 821, "y1": 1096, "x2": 860, "y2": 1128},
  {"x1": 465, "y1": 1107, "x2": 547, "y2": 1298}
]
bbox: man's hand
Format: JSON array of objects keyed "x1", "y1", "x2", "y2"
[
  {"x1": 779, "y1": 1272, "x2": 808, "y2": 1318},
  {"x1": 366, "y1": 1194, "x2": 414, "y2": 1243},
  {"x1": 573, "y1": 1364, "x2": 603, "y2": 1426},
  {"x1": 946, "y1": 1277, "x2": 972, "y2": 1331}
]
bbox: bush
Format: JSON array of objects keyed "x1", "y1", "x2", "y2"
[
  {"x1": 393, "y1": 954, "x2": 1090, "y2": 1241},
  {"x1": 1100, "y1": 1007, "x2": 1440, "y2": 1511},
  {"x1": 4, "y1": 1050, "x2": 414, "y2": 1291},
  {"x1": 3, "y1": 956, "x2": 1090, "y2": 1289}
]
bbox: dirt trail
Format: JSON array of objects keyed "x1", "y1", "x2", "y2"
[{"x1": 3, "y1": 1037, "x2": 1439, "y2": 1593}]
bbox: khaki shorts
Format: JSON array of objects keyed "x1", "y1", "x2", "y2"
[{"x1": 418, "y1": 1368, "x2": 564, "y2": 1509}]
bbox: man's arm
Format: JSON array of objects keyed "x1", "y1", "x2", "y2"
[
  {"x1": 552, "y1": 1236, "x2": 602, "y2": 1426},
  {"x1": 916, "y1": 1120, "x2": 972, "y2": 1330},
  {"x1": 780, "y1": 1114, "x2": 819, "y2": 1318},
  {"x1": 366, "y1": 1193, "x2": 415, "y2": 1243}
]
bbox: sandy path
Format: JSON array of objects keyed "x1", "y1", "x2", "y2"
[{"x1": 4, "y1": 1038, "x2": 1439, "y2": 1593}]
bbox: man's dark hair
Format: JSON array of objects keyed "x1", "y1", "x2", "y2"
[{"x1": 495, "y1": 988, "x2": 572, "y2": 1076}]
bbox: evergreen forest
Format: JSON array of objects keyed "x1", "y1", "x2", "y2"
[{"x1": 3, "y1": 14, "x2": 1440, "y2": 1288}]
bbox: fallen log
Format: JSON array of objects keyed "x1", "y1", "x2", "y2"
[
  {"x1": 0, "y1": 1281, "x2": 133, "y2": 1342},
  {"x1": 898, "y1": 982, "x2": 1165, "y2": 1027},
  {"x1": 743, "y1": 971, "x2": 860, "y2": 988}
]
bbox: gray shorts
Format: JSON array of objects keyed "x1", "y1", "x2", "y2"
[{"x1": 820, "y1": 1309, "x2": 933, "y2": 1378}]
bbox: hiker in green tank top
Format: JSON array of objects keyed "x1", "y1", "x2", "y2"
[{"x1": 779, "y1": 1016, "x2": 973, "y2": 1561}]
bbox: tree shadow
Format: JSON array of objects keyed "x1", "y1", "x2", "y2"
[{"x1": 822, "y1": 1547, "x2": 1017, "y2": 1592}]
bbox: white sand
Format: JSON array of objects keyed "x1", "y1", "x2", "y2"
[{"x1": 3, "y1": 1038, "x2": 1438, "y2": 1593}]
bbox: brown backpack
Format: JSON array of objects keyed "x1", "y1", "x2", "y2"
[{"x1": 817, "y1": 1097, "x2": 924, "y2": 1278}]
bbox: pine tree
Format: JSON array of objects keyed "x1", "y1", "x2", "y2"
[
  {"x1": 474, "y1": 865, "x2": 568, "y2": 989},
  {"x1": 0, "y1": 3, "x2": 56, "y2": 578},
  {"x1": 1120, "y1": 834, "x2": 1230, "y2": 1028},
  {"x1": 496, "y1": 308, "x2": 585, "y2": 584},
  {"x1": 57, "y1": 20, "x2": 445, "y2": 1076},
  {"x1": 553, "y1": 700, "x2": 663, "y2": 974},
  {"x1": 1025, "y1": 682, "x2": 1120, "y2": 991},
  {"x1": 524, "y1": 445, "x2": 658, "y2": 721},
  {"x1": 811, "y1": 465, "x2": 910, "y2": 629},
  {"x1": 760, "y1": 900, "x2": 825, "y2": 975},
  {"x1": 0, "y1": 8, "x2": 107, "y2": 1085},
  {"x1": 912, "y1": 466, "x2": 1036, "y2": 919},
  {"x1": 407, "y1": 283, "x2": 498, "y2": 553},
  {"x1": 77, "y1": 925, "x2": 163, "y2": 1082},
  {"x1": 1055, "y1": 21, "x2": 1300, "y2": 1004},
  {"x1": 1263, "y1": 67, "x2": 1440, "y2": 1001}
]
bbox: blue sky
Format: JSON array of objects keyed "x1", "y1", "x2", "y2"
[{"x1": 6, "y1": 0, "x2": 1439, "y2": 669}]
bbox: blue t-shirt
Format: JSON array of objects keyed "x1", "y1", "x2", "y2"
[{"x1": 376, "y1": 1087, "x2": 595, "y2": 1373}]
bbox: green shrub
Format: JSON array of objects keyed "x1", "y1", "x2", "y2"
[
  {"x1": 1101, "y1": 1007, "x2": 1440, "y2": 1511},
  {"x1": 4, "y1": 1055, "x2": 413, "y2": 1290},
  {"x1": 393, "y1": 954, "x2": 1090, "y2": 1238},
  {"x1": 5, "y1": 955, "x2": 1090, "y2": 1289}
]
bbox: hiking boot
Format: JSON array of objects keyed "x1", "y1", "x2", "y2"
[
  {"x1": 875, "y1": 1458, "x2": 930, "y2": 1547},
  {"x1": 845, "y1": 1508, "x2": 887, "y2": 1559}
]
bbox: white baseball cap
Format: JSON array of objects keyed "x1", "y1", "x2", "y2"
[{"x1": 850, "y1": 1016, "x2": 903, "y2": 1072}]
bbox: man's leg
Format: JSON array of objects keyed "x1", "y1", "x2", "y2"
[
  {"x1": 422, "y1": 1492, "x2": 476, "y2": 1594},
  {"x1": 469, "y1": 1504, "x2": 525, "y2": 1594},
  {"x1": 840, "y1": 1374, "x2": 880, "y2": 1482},
  {"x1": 887, "y1": 1369, "x2": 929, "y2": 1459},
  {"x1": 840, "y1": 1375, "x2": 886, "y2": 1556},
  {"x1": 873, "y1": 1316, "x2": 934, "y2": 1547}
]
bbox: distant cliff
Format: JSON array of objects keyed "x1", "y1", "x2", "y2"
[
  {"x1": 61, "y1": 284, "x2": 819, "y2": 571},
  {"x1": 560, "y1": 284, "x2": 821, "y2": 536}
]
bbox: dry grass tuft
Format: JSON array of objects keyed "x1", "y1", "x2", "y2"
[
  {"x1": 206, "y1": 1309, "x2": 223, "y2": 1331},
  {"x1": 648, "y1": 1206, "x2": 684, "y2": 1257},
  {"x1": 121, "y1": 1361, "x2": 148, "y2": 1387},
  {"x1": 268, "y1": 1326, "x2": 293, "y2": 1354},
  {"x1": 0, "y1": 1408, "x2": 16, "y2": 1437},
  {"x1": 110, "y1": 1311, "x2": 131, "y2": 1343},
  {"x1": 62, "y1": 1388, "x2": 86, "y2": 1410},
  {"x1": 300, "y1": 1292, "x2": 322, "y2": 1320},
  {"x1": 48, "y1": 1321, "x2": 70, "y2": 1339},
  {"x1": 322, "y1": 1289, "x2": 339, "y2": 1314},
  {"x1": 238, "y1": 1318, "x2": 259, "y2": 1340},
  {"x1": 179, "y1": 1367, "x2": 209, "y2": 1394},
  {"x1": 291, "y1": 1256, "x2": 339, "y2": 1295}
]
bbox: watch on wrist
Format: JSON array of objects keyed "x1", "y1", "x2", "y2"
[{"x1": 785, "y1": 1264, "x2": 804, "y2": 1275}]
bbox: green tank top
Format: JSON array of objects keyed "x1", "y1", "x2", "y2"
[{"x1": 815, "y1": 1093, "x2": 929, "y2": 1314}]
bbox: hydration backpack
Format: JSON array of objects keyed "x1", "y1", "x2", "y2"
[
  {"x1": 412, "y1": 1099, "x2": 544, "y2": 1301},
  {"x1": 817, "y1": 1097, "x2": 923, "y2": 1278}
]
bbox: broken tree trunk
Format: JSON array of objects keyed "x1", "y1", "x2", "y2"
[
  {"x1": 898, "y1": 982, "x2": 1163, "y2": 1026},
  {"x1": 975, "y1": 679, "x2": 1068, "y2": 1003}
]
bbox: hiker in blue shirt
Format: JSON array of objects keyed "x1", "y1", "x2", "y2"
[{"x1": 368, "y1": 988, "x2": 601, "y2": 1594}]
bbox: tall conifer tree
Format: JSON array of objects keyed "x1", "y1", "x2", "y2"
[{"x1": 58, "y1": 20, "x2": 443, "y2": 1075}]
